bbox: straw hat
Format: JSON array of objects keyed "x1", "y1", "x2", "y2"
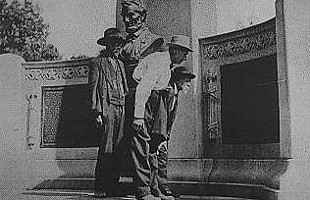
[{"x1": 167, "y1": 35, "x2": 193, "y2": 52}]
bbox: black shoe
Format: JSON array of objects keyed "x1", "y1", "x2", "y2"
[{"x1": 161, "y1": 188, "x2": 180, "y2": 198}]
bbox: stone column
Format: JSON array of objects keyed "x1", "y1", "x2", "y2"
[
  {"x1": 276, "y1": 0, "x2": 310, "y2": 199},
  {"x1": 0, "y1": 54, "x2": 27, "y2": 189}
]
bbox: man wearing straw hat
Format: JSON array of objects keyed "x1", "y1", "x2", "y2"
[
  {"x1": 131, "y1": 35, "x2": 193, "y2": 200},
  {"x1": 89, "y1": 27, "x2": 128, "y2": 198}
]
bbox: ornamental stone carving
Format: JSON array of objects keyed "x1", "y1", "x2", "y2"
[
  {"x1": 205, "y1": 70, "x2": 220, "y2": 139},
  {"x1": 25, "y1": 66, "x2": 89, "y2": 81},
  {"x1": 202, "y1": 30, "x2": 276, "y2": 60}
]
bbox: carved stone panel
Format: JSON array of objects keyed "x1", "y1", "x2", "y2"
[
  {"x1": 205, "y1": 70, "x2": 220, "y2": 140},
  {"x1": 200, "y1": 18, "x2": 280, "y2": 158},
  {"x1": 41, "y1": 84, "x2": 100, "y2": 147}
]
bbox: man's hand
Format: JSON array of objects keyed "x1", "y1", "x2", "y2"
[
  {"x1": 132, "y1": 118, "x2": 144, "y2": 132},
  {"x1": 95, "y1": 114, "x2": 104, "y2": 128}
]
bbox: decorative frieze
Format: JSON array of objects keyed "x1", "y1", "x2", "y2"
[
  {"x1": 25, "y1": 66, "x2": 89, "y2": 81},
  {"x1": 202, "y1": 30, "x2": 276, "y2": 60}
]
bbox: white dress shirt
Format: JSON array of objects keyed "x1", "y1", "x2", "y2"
[{"x1": 132, "y1": 51, "x2": 172, "y2": 118}]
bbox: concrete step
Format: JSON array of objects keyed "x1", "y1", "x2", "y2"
[
  {"x1": 31, "y1": 177, "x2": 276, "y2": 200},
  {"x1": 21, "y1": 189, "x2": 255, "y2": 200}
]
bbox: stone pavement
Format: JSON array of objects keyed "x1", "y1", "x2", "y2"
[{"x1": 0, "y1": 189, "x2": 253, "y2": 200}]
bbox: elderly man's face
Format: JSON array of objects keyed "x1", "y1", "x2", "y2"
[
  {"x1": 106, "y1": 41, "x2": 123, "y2": 56},
  {"x1": 121, "y1": 6, "x2": 145, "y2": 33},
  {"x1": 176, "y1": 77, "x2": 191, "y2": 92},
  {"x1": 170, "y1": 47, "x2": 189, "y2": 64}
]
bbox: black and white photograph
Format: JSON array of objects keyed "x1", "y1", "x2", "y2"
[{"x1": 0, "y1": 0, "x2": 309, "y2": 199}]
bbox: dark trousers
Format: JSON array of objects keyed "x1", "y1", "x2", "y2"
[
  {"x1": 131, "y1": 125, "x2": 161, "y2": 197},
  {"x1": 157, "y1": 141, "x2": 168, "y2": 191},
  {"x1": 157, "y1": 89, "x2": 178, "y2": 192},
  {"x1": 127, "y1": 90, "x2": 166, "y2": 198},
  {"x1": 94, "y1": 104, "x2": 125, "y2": 194}
]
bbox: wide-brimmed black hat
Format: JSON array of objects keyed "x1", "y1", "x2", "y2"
[
  {"x1": 171, "y1": 66, "x2": 196, "y2": 80},
  {"x1": 97, "y1": 28, "x2": 125, "y2": 46}
]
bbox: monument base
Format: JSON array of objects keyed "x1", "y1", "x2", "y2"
[
  {"x1": 31, "y1": 158, "x2": 286, "y2": 199},
  {"x1": 32, "y1": 177, "x2": 277, "y2": 199}
]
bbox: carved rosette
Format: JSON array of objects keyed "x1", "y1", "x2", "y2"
[
  {"x1": 202, "y1": 30, "x2": 276, "y2": 60},
  {"x1": 25, "y1": 66, "x2": 89, "y2": 81}
]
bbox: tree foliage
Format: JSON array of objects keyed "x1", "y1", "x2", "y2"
[{"x1": 0, "y1": 0, "x2": 61, "y2": 61}]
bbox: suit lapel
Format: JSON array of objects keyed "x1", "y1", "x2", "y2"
[{"x1": 100, "y1": 57, "x2": 113, "y2": 88}]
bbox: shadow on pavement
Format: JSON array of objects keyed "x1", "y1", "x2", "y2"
[{"x1": 66, "y1": 195, "x2": 137, "y2": 200}]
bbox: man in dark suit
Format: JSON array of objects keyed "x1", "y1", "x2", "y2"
[{"x1": 89, "y1": 27, "x2": 128, "y2": 198}]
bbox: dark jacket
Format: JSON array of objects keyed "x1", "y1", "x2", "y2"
[
  {"x1": 147, "y1": 88, "x2": 179, "y2": 144},
  {"x1": 89, "y1": 55, "x2": 128, "y2": 118},
  {"x1": 164, "y1": 87, "x2": 179, "y2": 136}
]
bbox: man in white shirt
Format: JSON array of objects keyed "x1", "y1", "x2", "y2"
[
  {"x1": 130, "y1": 35, "x2": 193, "y2": 200},
  {"x1": 118, "y1": 3, "x2": 164, "y2": 199}
]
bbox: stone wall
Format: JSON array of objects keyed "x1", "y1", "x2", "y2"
[
  {"x1": 22, "y1": 58, "x2": 99, "y2": 189},
  {"x1": 0, "y1": 54, "x2": 99, "y2": 189},
  {"x1": 0, "y1": 54, "x2": 28, "y2": 189}
]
